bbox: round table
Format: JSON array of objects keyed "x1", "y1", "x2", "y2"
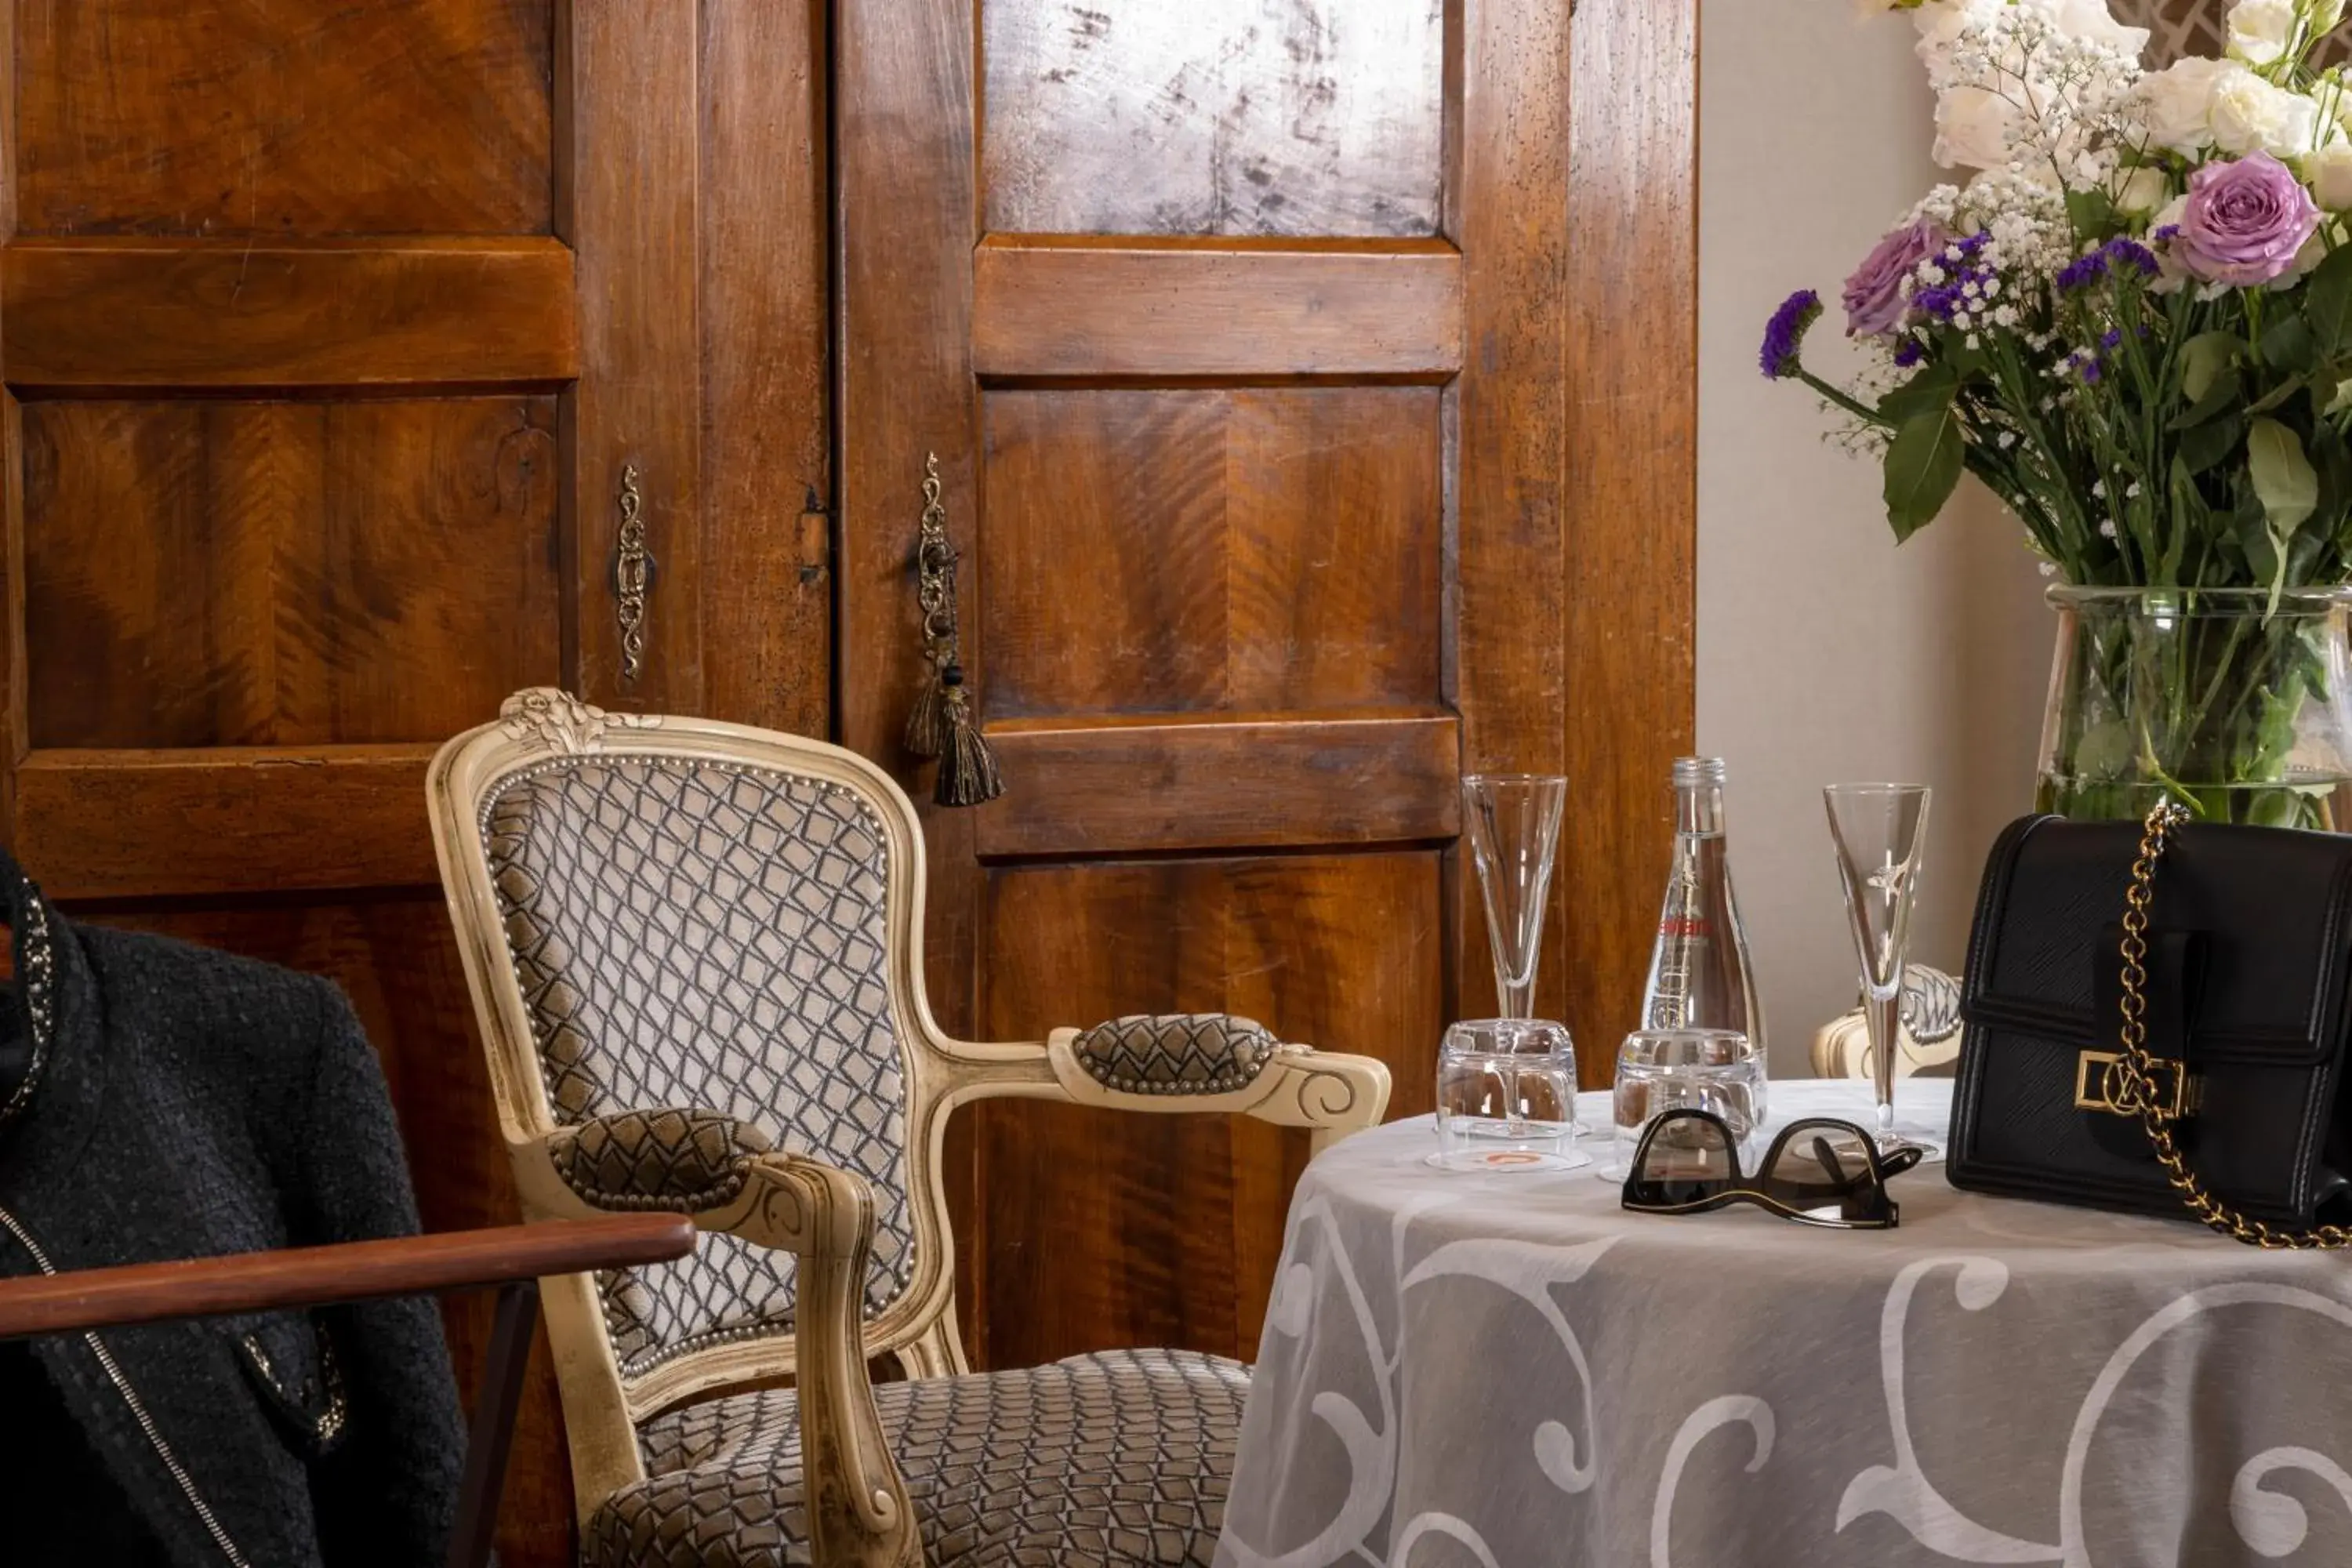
[{"x1": 1215, "y1": 1080, "x2": 2352, "y2": 1568}]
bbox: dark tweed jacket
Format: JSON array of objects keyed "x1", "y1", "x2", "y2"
[{"x1": 0, "y1": 855, "x2": 466, "y2": 1566}]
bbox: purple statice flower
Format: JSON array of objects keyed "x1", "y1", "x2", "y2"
[
  {"x1": 2153, "y1": 224, "x2": 2183, "y2": 243},
  {"x1": 2101, "y1": 238, "x2": 2159, "y2": 278},
  {"x1": 1759, "y1": 289, "x2": 1823, "y2": 379},
  {"x1": 1911, "y1": 233, "x2": 1997, "y2": 325},
  {"x1": 1893, "y1": 338, "x2": 1927, "y2": 368},
  {"x1": 1843, "y1": 217, "x2": 1944, "y2": 336},
  {"x1": 2077, "y1": 356, "x2": 2104, "y2": 384},
  {"x1": 2056, "y1": 250, "x2": 2108, "y2": 292},
  {"x1": 2100, "y1": 328, "x2": 2123, "y2": 350}
]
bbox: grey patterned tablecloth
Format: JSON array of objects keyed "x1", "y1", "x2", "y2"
[{"x1": 1217, "y1": 1080, "x2": 2352, "y2": 1568}]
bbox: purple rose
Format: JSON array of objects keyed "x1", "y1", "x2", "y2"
[
  {"x1": 1843, "y1": 218, "x2": 1944, "y2": 336},
  {"x1": 2173, "y1": 151, "x2": 2320, "y2": 286}
]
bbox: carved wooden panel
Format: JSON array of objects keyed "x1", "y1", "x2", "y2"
[
  {"x1": 24, "y1": 398, "x2": 561, "y2": 749},
  {"x1": 16, "y1": 0, "x2": 554, "y2": 236},
  {"x1": 979, "y1": 386, "x2": 1442, "y2": 719},
  {"x1": 976, "y1": 851, "x2": 1442, "y2": 1365},
  {"x1": 981, "y1": 0, "x2": 1444, "y2": 237}
]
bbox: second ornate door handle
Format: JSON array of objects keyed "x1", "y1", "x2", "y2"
[{"x1": 903, "y1": 452, "x2": 1003, "y2": 806}]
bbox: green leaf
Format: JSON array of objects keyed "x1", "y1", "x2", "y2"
[
  {"x1": 1882, "y1": 402, "x2": 1966, "y2": 543},
  {"x1": 2177, "y1": 410, "x2": 2243, "y2": 475},
  {"x1": 2171, "y1": 367, "x2": 2243, "y2": 430},
  {"x1": 2248, "y1": 416, "x2": 2319, "y2": 535},
  {"x1": 2262, "y1": 311, "x2": 2319, "y2": 375},
  {"x1": 2071, "y1": 720, "x2": 2136, "y2": 782},
  {"x1": 2065, "y1": 186, "x2": 2119, "y2": 241},
  {"x1": 2305, "y1": 243, "x2": 2352, "y2": 354},
  {"x1": 2249, "y1": 416, "x2": 2318, "y2": 611},
  {"x1": 1875, "y1": 362, "x2": 1959, "y2": 427},
  {"x1": 2180, "y1": 332, "x2": 2242, "y2": 405}
]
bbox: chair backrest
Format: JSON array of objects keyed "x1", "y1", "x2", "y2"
[{"x1": 430, "y1": 690, "x2": 964, "y2": 1418}]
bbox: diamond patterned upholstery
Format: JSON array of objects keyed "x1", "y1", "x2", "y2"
[
  {"x1": 548, "y1": 1108, "x2": 775, "y2": 1212},
  {"x1": 1069, "y1": 1014, "x2": 1287, "y2": 1096},
  {"x1": 582, "y1": 1348, "x2": 1249, "y2": 1568},
  {"x1": 481, "y1": 755, "x2": 914, "y2": 1375}
]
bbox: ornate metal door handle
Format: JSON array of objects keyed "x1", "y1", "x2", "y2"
[
  {"x1": 903, "y1": 452, "x2": 1002, "y2": 805},
  {"x1": 614, "y1": 463, "x2": 652, "y2": 684}
]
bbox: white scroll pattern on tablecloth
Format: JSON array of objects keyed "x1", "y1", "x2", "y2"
[{"x1": 1221, "y1": 1213, "x2": 2352, "y2": 1567}]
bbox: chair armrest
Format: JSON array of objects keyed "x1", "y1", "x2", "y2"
[
  {"x1": 0, "y1": 1217, "x2": 693, "y2": 1341},
  {"x1": 511, "y1": 1111, "x2": 920, "y2": 1568},
  {"x1": 1047, "y1": 1014, "x2": 1392, "y2": 1152}
]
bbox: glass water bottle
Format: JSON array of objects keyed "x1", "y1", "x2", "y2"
[{"x1": 1639, "y1": 757, "x2": 1766, "y2": 1083}]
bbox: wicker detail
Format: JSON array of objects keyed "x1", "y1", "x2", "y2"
[
  {"x1": 550, "y1": 1109, "x2": 775, "y2": 1212},
  {"x1": 586, "y1": 1348, "x2": 1248, "y2": 1568},
  {"x1": 1069, "y1": 1014, "x2": 1291, "y2": 1097}
]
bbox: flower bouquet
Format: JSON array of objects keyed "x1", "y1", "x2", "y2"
[{"x1": 1770, "y1": 0, "x2": 2352, "y2": 826}]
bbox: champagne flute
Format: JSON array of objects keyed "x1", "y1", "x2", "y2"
[
  {"x1": 1461, "y1": 774, "x2": 1567, "y2": 1020},
  {"x1": 1824, "y1": 783, "x2": 1934, "y2": 1156}
]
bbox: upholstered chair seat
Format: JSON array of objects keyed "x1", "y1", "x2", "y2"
[
  {"x1": 586, "y1": 1348, "x2": 1248, "y2": 1567},
  {"x1": 429, "y1": 691, "x2": 1392, "y2": 1568}
]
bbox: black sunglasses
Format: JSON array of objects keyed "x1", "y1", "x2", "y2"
[{"x1": 1621, "y1": 1109, "x2": 1922, "y2": 1229}]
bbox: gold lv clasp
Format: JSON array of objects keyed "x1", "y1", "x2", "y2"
[{"x1": 2074, "y1": 1049, "x2": 2201, "y2": 1120}]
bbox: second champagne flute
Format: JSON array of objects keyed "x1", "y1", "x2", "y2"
[{"x1": 1824, "y1": 782, "x2": 1934, "y2": 1157}]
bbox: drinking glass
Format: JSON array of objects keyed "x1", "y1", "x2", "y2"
[
  {"x1": 1432, "y1": 1018, "x2": 1584, "y2": 1171},
  {"x1": 1606, "y1": 1027, "x2": 1765, "y2": 1178},
  {"x1": 1824, "y1": 783, "x2": 1934, "y2": 1156},
  {"x1": 1462, "y1": 774, "x2": 1568, "y2": 1020}
]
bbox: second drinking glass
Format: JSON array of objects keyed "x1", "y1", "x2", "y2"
[{"x1": 1824, "y1": 782, "x2": 1934, "y2": 1157}]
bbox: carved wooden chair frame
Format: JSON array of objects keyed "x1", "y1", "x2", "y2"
[{"x1": 427, "y1": 689, "x2": 1392, "y2": 1566}]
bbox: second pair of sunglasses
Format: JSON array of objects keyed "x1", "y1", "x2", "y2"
[{"x1": 1621, "y1": 1109, "x2": 1923, "y2": 1229}]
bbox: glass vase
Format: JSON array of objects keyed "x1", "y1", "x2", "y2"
[{"x1": 2036, "y1": 585, "x2": 2352, "y2": 827}]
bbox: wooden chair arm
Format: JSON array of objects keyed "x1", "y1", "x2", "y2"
[
  {"x1": 511, "y1": 1131, "x2": 921, "y2": 1568},
  {"x1": 0, "y1": 1215, "x2": 693, "y2": 1341}
]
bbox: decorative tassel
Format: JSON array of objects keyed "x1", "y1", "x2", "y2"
[
  {"x1": 932, "y1": 666, "x2": 1004, "y2": 807},
  {"x1": 902, "y1": 648, "x2": 948, "y2": 758}
]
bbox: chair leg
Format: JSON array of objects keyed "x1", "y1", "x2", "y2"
[{"x1": 445, "y1": 1279, "x2": 542, "y2": 1568}]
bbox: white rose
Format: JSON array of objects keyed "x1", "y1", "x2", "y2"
[
  {"x1": 2134, "y1": 56, "x2": 2234, "y2": 153},
  {"x1": 1912, "y1": 0, "x2": 2005, "y2": 78},
  {"x1": 2227, "y1": 0, "x2": 2299, "y2": 64},
  {"x1": 2209, "y1": 69, "x2": 2324, "y2": 154},
  {"x1": 2045, "y1": 0, "x2": 2151, "y2": 56},
  {"x1": 1933, "y1": 86, "x2": 2017, "y2": 171},
  {"x1": 2114, "y1": 165, "x2": 2172, "y2": 214},
  {"x1": 2309, "y1": 142, "x2": 2352, "y2": 208}
]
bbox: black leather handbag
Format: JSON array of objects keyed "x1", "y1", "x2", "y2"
[{"x1": 1949, "y1": 802, "x2": 2352, "y2": 1246}]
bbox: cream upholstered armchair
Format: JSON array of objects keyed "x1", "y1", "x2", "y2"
[{"x1": 426, "y1": 689, "x2": 1391, "y2": 1567}]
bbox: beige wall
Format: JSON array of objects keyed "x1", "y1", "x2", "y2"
[{"x1": 1697, "y1": 0, "x2": 2051, "y2": 1074}]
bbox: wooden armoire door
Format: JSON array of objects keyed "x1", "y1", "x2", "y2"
[
  {"x1": 838, "y1": 0, "x2": 1695, "y2": 1369},
  {"x1": 0, "y1": 3, "x2": 827, "y2": 1563}
]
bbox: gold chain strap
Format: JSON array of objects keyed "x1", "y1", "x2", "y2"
[{"x1": 2114, "y1": 800, "x2": 2352, "y2": 1249}]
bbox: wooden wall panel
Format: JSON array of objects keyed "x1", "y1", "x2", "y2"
[
  {"x1": 16, "y1": 0, "x2": 554, "y2": 236},
  {"x1": 1559, "y1": 0, "x2": 1699, "y2": 1059},
  {"x1": 977, "y1": 851, "x2": 1443, "y2": 1367},
  {"x1": 22, "y1": 398, "x2": 561, "y2": 748},
  {"x1": 699, "y1": 0, "x2": 833, "y2": 738},
  {"x1": 979, "y1": 386, "x2": 1443, "y2": 719},
  {"x1": 3, "y1": 239, "x2": 579, "y2": 391}
]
